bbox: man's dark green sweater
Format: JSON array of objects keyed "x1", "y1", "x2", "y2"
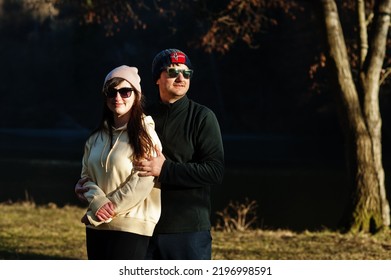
[{"x1": 146, "y1": 95, "x2": 225, "y2": 233}]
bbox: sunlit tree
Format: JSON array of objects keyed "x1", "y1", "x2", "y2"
[{"x1": 321, "y1": 0, "x2": 391, "y2": 233}]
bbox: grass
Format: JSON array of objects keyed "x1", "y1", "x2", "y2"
[
  {"x1": 0, "y1": 202, "x2": 86, "y2": 259},
  {"x1": 213, "y1": 230, "x2": 391, "y2": 259},
  {"x1": 1, "y1": 202, "x2": 391, "y2": 260}
]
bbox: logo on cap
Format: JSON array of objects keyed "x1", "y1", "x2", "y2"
[{"x1": 170, "y1": 52, "x2": 186, "y2": 64}]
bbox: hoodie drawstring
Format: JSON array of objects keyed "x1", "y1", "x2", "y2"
[{"x1": 100, "y1": 129, "x2": 125, "y2": 172}]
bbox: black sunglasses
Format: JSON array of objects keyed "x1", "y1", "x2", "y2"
[
  {"x1": 166, "y1": 68, "x2": 193, "y2": 79},
  {"x1": 105, "y1": 87, "x2": 134, "y2": 98}
]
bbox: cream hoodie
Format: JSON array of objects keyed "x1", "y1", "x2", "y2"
[{"x1": 81, "y1": 115, "x2": 161, "y2": 236}]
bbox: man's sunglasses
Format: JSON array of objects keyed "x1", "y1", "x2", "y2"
[
  {"x1": 166, "y1": 68, "x2": 193, "y2": 79},
  {"x1": 105, "y1": 87, "x2": 134, "y2": 98}
]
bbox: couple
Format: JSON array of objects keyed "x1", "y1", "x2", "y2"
[{"x1": 74, "y1": 49, "x2": 225, "y2": 260}]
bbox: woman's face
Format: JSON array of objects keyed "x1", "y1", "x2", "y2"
[{"x1": 106, "y1": 80, "x2": 136, "y2": 121}]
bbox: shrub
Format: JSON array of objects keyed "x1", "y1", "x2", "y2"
[{"x1": 215, "y1": 198, "x2": 258, "y2": 232}]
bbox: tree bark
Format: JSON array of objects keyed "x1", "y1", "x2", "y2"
[
  {"x1": 321, "y1": 0, "x2": 387, "y2": 233},
  {"x1": 359, "y1": 0, "x2": 391, "y2": 228},
  {"x1": 357, "y1": 0, "x2": 368, "y2": 67}
]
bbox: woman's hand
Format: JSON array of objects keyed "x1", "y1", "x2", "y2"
[{"x1": 96, "y1": 202, "x2": 116, "y2": 222}]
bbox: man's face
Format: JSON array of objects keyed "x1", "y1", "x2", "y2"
[{"x1": 156, "y1": 63, "x2": 191, "y2": 103}]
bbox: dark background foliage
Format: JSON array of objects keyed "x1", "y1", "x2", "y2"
[{"x1": 1, "y1": 0, "x2": 340, "y2": 135}]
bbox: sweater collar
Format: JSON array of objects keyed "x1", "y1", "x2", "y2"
[{"x1": 159, "y1": 95, "x2": 189, "y2": 111}]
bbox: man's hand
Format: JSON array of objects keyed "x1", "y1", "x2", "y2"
[
  {"x1": 96, "y1": 202, "x2": 116, "y2": 222},
  {"x1": 75, "y1": 177, "x2": 89, "y2": 203},
  {"x1": 81, "y1": 214, "x2": 90, "y2": 225},
  {"x1": 133, "y1": 145, "x2": 165, "y2": 177}
]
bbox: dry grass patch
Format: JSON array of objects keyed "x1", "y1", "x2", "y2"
[
  {"x1": 0, "y1": 202, "x2": 87, "y2": 259},
  {"x1": 1, "y1": 202, "x2": 391, "y2": 260},
  {"x1": 212, "y1": 229, "x2": 391, "y2": 259}
]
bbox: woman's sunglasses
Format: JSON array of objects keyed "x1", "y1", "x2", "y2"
[
  {"x1": 105, "y1": 87, "x2": 134, "y2": 98},
  {"x1": 166, "y1": 68, "x2": 193, "y2": 79}
]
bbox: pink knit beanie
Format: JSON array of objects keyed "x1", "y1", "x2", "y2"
[{"x1": 104, "y1": 65, "x2": 141, "y2": 93}]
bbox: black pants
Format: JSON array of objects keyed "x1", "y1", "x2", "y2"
[
  {"x1": 86, "y1": 227, "x2": 150, "y2": 260},
  {"x1": 145, "y1": 230, "x2": 212, "y2": 260}
]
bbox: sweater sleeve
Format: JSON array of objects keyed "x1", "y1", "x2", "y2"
[
  {"x1": 159, "y1": 110, "x2": 224, "y2": 188},
  {"x1": 80, "y1": 136, "x2": 111, "y2": 223},
  {"x1": 81, "y1": 137, "x2": 109, "y2": 208},
  {"x1": 107, "y1": 172, "x2": 158, "y2": 214}
]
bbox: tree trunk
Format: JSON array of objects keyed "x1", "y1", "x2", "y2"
[
  {"x1": 321, "y1": 0, "x2": 386, "y2": 233},
  {"x1": 359, "y1": 0, "x2": 391, "y2": 228}
]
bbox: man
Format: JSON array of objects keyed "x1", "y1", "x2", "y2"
[{"x1": 133, "y1": 48, "x2": 225, "y2": 259}]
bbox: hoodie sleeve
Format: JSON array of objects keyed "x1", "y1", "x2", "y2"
[
  {"x1": 107, "y1": 171, "x2": 158, "y2": 215},
  {"x1": 80, "y1": 135, "x2": 111, "y2": 223}
]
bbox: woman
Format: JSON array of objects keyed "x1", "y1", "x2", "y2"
[{"x1": 79, "y1": 65, "x2": 162, "y2": 260}]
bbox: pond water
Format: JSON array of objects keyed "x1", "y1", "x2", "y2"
[{"x1": 0, "y1": 158, "x2": 351, "y2": 231}]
